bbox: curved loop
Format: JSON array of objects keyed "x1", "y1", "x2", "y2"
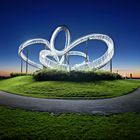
[
  {"x1": 69, "y1": 34, "x2": 114, "y2": 70},
  {"x1": 50, "y1": 26, "x2": 71, "y2": 55},
  {"x1": 18, "y1": 26, "x2": 114, "y2": 71},
  {"x1": 18, "y1": 39, "x2": 50, "y2": 69},
  {"x1": 39, "y1": 50, "x2": 58, "y2": 68}
]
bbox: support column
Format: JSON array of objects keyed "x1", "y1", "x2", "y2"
[
  {"x1": 21, "y1": 58, "x2": 23, "y2": 73},
  {"x1": 85, "y1": 39, "x2": 88, "y2": 63},
  {"x1": 110, "y1": 59, "x2": 112, "y2": 73},
  {"x1": 65, "y1": 53, "x2": 70, "y2": 71},
  {"x1": 26, "y1": 48, "x2": 29, "y2": 74}
]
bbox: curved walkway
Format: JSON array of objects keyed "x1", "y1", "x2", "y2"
[{"x1": 0, "y1": 88, "x2": 140, "y2": 114}]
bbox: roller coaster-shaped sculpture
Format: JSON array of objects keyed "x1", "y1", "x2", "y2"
[{"x1": 18, "y1": 26, "x2": 114, "y2": 71}]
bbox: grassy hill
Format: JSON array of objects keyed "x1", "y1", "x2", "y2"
[
  {"x1": 0, "y1": 76, "x2": 140, "y2": 99},
  {"x1": 0, "y1": 77, "x2": 140, "y2": 139}
]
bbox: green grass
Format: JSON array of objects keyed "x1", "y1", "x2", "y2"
[
  {"x1": 0, "y1": 106, "x2": 140, "y2": 140},
  {"x1": 0, "y1": 76, "x2": 140, "y2": 99}
]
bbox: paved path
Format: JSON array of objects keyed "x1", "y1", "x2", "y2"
[{"x1": 0, "y1": 88, "x2": 140, "y2": 114}]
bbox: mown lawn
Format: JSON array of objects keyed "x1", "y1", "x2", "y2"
[
  {"x1": 0, "y1": 106, "x2": 140, "y2": 140},
  {"x1": 0, "y1": 76, "x2": 140, "y2": 99}
]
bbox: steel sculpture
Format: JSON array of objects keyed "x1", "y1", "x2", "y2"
[{"x1": 18, "y1": 26, "x2": 114, "y2": 71}]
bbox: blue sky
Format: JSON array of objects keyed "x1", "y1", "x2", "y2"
[{"x1": 0, "y1": 0, "x2": 140, "y2": 76}]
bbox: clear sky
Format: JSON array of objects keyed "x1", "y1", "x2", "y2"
[{"x1": 0, "y1": 0, "x2": 140, "y2": 77}]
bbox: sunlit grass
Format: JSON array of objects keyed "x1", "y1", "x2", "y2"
[{"x1": 0, "y1": 76, "x2": 140, "y2": 99}]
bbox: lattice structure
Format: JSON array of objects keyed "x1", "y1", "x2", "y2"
[{"x1": 18, "y1": 26, "x2": 114, "y2": 71}]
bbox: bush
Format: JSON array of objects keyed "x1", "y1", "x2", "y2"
[
  {"x1": 33, "y1": 69, "x2": 122, "y2": 82},
  {"x1": 0, "y1": 76, "x2": 10, "y2": 80},
  {"x1": 10, "y1": 73, "x2": 31, "y2": 78}
]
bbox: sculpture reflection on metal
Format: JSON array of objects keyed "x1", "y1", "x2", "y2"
[{"x1": 18, "y1": 26, "x2": 114, "y2": 71}]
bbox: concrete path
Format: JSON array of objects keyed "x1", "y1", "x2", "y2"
[{"x1": 0, "y1": 88, "x2": 140, "y2": 114}]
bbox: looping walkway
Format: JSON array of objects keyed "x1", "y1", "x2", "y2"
[{"x1": 0, "y1": 88, "x2": 140, "y2": 114}]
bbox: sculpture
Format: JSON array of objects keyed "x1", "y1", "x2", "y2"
[{"x1": 18, "y1": 26, "x2": 114, "y2": 71}]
